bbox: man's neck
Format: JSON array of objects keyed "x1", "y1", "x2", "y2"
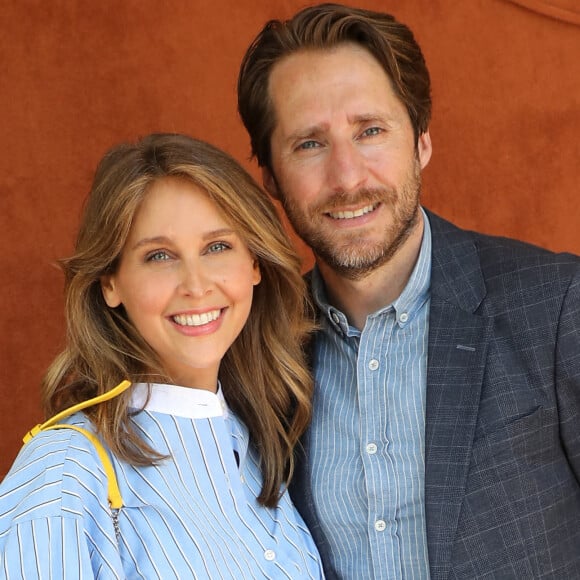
[{"x1": 317, "y1": 215, "x2": 425, "y2": 330}]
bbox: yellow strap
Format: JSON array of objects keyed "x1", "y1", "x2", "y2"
[
  {"x1": 42, "y1": 424, "x2": 124, "y2": 509},
  {"x1": 24, "y1": 380, "x2": 132, "y2": 442},
  {"x1": 22, "y1": 379, "x2": 132, "y2": 510}
]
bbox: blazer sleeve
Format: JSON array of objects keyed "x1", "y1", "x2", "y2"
[{"x1": 555, "y1": 265, "x2": 580, "y2": 478}]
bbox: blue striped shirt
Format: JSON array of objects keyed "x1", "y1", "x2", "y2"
[
  {"x1": 302, "y1": 211, "x2": 432, "y2": 579},
  {"x1": 0, "y1": 383, "x2": 324, "y2": 579}
]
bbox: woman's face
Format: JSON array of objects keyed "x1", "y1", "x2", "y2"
[{"x1": 101, "y1": 176, "x2": 261, "y2": 391}]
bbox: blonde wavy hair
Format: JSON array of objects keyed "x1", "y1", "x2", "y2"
[{"x1": 43, "y1": 133, "x2": 314, "y2": 507}]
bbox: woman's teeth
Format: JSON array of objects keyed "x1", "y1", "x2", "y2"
[{"x1": 172, "y1": 310, "x2": 220, "y2": 326}]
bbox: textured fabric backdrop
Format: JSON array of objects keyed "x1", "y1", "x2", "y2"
[{"x1": 1, "y1": 0, "x2": 578, "y2": 476}]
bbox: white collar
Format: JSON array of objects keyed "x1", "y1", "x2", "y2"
[{"x1": 129, "y1": 382, "x2": 228, "y2": 419}]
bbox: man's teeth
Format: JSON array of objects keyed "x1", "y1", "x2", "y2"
[
  {"x1": 173, "y1": 310, "x2": 220, "y2": 327},
  {"x1": 329, "y1": 204, "x2": 376, "y2": 220}
]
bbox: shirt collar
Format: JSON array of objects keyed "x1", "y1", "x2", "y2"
[
  {"x1": 311, "y1": 207, "x2": 432, "y2": 333},
  {"x1": 129, "y1": 382, "x2": 228, "y2": 419}
]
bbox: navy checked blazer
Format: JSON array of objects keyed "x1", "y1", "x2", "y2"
[{"x1": 293, "y1": 210, "x2": 580, "y2": 579}]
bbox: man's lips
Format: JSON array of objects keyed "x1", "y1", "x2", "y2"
[{"x1": 325, "y1": 202, "x2": 379, "y2": 220}]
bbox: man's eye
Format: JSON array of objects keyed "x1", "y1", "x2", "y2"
[
  {"x1": 298, "y1": 140, "x2": 320, "y2": 150},
  {"x1": 362, "y1": 127, "x2": 382, "y2": 137},
  {"x1": 207, "y1": 242, "x2": 230, "y2": 254},
  {"x1": 146, "y1": 250, "x2": 170, "y2": 262}
]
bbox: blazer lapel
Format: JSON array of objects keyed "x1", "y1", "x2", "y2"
[{"x1": 424, "y1": 211, "x2": 493, "y2": 578}]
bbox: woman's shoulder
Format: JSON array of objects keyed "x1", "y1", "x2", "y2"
[{"x1": 0, "y1": 413, "x2": 111, "y2": 528}]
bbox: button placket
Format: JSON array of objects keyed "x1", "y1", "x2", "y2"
[
  {"x1": 357, "y1": 314, "x2": 398, "y2": 571},
  {"x1": 366, "y1": 443, "x2": 378, "y2": 454}
]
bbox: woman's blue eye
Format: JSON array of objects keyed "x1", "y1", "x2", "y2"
[
  {"x1": 147, "y1": 250, "x2": 170, "y2": 262},
  {"x1": 207, "y1": 242, "x2": 230, "y2": 254}
]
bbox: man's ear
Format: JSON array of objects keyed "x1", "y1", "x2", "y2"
[
  {"x1": 262, "y1": 167, "x2": 280, "y2": 200},
  {"x1": 417, "y1": 130, "x2": 432, "y2": 170},
  {"x1": 100, "y1": 275, "x2": 122, "y2": 308}
]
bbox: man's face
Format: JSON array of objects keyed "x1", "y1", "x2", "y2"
[{"x1": 265, "y1": 43, "x2": 432, "y2": 279}]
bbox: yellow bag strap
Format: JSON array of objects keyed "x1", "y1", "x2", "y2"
[
  {"x1": 23, "y1": 380, "x2": 132, "y2": 510},
  {"x1": 41, "y1": 424, "x2": 123, "y2": 509},
  {"x1": 24, "y1": 380, "x2": 132, "y2": 440}
]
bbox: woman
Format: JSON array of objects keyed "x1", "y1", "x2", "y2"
[{"x1": 0, "y1": 133, "x2": 323, "y2": 578}]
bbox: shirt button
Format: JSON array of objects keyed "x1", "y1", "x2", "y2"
[
  {"x1": 375, "y1": 519, "x2": 386, "y2": 532},
  {"x1": 331, "y1": 312, "x2": 340, "y2": 324},
  {"x1": 368, "y1": 359, "x2": 379, "y2": 371},
  {"x1": 399, "y1": 312, "x2": 409, "y2": 323},
  {"x1": 264, "y1": 549, "x2": 276, "y2": 561},
  {"x1": 366, "y1": 443, "x2": 377, "y2": 454}
]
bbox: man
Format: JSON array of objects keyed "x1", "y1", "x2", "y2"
[{"x1": 237, "y1": 3, "x2": 580, "y2": 578}]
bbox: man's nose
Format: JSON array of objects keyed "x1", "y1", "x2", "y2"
[{"x1": 326, "y1": 141, "x2": 367, "y2": 193}]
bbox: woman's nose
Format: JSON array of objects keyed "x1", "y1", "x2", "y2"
[{"x1": 179, "y1": 261, "x2": 212, "y2": 298}]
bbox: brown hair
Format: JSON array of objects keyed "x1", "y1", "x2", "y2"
[
  {"x1": 43, "y1": 133, "x2": 314, "y2": 507},
  {"x1": 238, "y1": 2, "x2": 431, "y2": 171}
]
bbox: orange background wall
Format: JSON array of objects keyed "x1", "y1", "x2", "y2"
[{"x1": 1, "y1": 0, "x2": 579, "y2": 477}]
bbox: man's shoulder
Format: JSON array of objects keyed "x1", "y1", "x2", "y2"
[
  {"x1": 426, "y1": 209, "x2": 580, "y2": 270},
  {"x1": 426, "y1": 209, "x2": 580, "y2": 315}
]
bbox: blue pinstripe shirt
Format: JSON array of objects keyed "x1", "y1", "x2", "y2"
[
  {"x1": 304, "y1": 211, "x2": 432, "y2": 579},
  {"x1": 0, "y1": 383, "x2": 324, "y2": 579}
]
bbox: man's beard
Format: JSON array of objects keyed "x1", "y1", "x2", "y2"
[{"x1": 280, "y1": 160, "x2": 423, "y2": 281}]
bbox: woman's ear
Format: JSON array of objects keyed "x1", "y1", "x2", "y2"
[
  {"x1": 100, "y1": 275, "x2": 122, "y2": 308},
  {"x1": 252, "y1": 259, "x2": 261, "y2": 286}
]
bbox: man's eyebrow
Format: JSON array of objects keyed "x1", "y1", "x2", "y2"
[
  {"x1": 286, "y1": 124, "x2": 328, "y2": 144},
  {"x1": 285, "y1": 114, "x2": 394, "y2": 143},
  {"x1": 349, "y1": 113, "x2": 395, "y2": 126}
]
